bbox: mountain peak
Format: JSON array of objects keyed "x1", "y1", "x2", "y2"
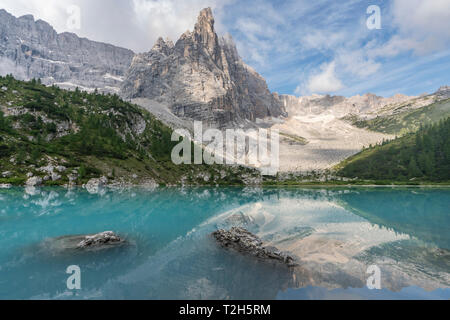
[
  {"x1": 121, "y1": 6, "x2": 285, "y2": 127},
  {"x1": 193, "y1": 7, "x2": 219, "y2": 58},
  {"x1": 435, "y1": 85, "x2": 450, "y2": 99},
  {"x1": 194, "y1": 7, "x2": 215, "y2": 35},
  {"x1": 197, "y1": 7, "x2": 214, "y2": 24},
  {"x1": 18, "y1": 14, "x2": 35, "y2": 21},
  {"x1": 152, "y1": 37, "x2": 174, "y2": 55}
]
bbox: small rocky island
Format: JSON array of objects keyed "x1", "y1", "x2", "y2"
[{"x1": 212, "y1": 227, "x2": 297, "y2": 267}]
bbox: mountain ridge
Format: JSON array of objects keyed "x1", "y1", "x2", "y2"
[
  {"x1": 1, "y1": 7, "x2": 447, "y2": 130},
  {"x1": 0, "y1": 8, "x2": 134, "y2": 93},
  {"x1": 1, "y1": 7, "x2": 449, "y2": 177}
]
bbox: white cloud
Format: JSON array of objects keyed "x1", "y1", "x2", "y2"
[
  {"x1": 0, "y1": 0, "x2": 68, "y2": 31},
  {"x1": 0, "y1": 0, "x2": 233, "y2": 52},
  {"x1": 372, "y1": 0, "x2": 450, "y2": 57},
  {"x1": 297, "y1": 61, "x2": 344, "y2": 95},
  {"x1": 337, "y1": 50, "x2": 381, "y2": 78},
  {"x1": 131, "y1": 0, "x2": 233, "y2": 47},
  {"x1": 301, "y1": 30, "x2": 348, "y2": 52}
]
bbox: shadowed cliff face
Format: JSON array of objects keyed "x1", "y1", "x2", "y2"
[{"x1": 121, "y1": 8, "x2": 286, "y2": 128}]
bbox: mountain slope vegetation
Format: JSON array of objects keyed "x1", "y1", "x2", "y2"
[
  {"x1": 0, "y1": 75, "x2": 258, "y2": 186},
  {"x1": 338, "y1": 117, "x2": 450, "y2": 182},
  {"x1": 349, "y1": 98, "x2": 450, "y2": 136}
]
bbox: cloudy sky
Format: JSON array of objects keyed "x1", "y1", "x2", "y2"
[{"x1": 1, "y1": 0, "x2": 449, "y2": 97}]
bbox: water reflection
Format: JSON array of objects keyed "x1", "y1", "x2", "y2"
[
  {"x1": 0, "y1": 186, "x2": 448, "y2": 300},
  {"x1": 198, "y1": 188, "x2": 449, "y2": 295}
]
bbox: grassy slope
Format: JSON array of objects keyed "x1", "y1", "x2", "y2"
[
  {"x1": 0, "y1": 76, "x2": 258, "y2": 186},
  {"x1": 279, "y1": 132, "x2": 309, "y2": 145}
]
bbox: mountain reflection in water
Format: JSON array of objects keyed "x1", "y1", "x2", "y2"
[{"x1": 0, "y1": 186, "x2": 448, "y2": 300}]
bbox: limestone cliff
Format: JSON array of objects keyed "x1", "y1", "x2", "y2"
[
  {"x1": 0, "y1": 9, "x2": 134, "y2": 93},
  {"x1": 121, "y1": 8, "x2": 285, "y2": 128}
]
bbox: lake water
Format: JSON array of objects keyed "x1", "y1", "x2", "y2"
[{"x1": 0, "y1": 186, "x2": 449, "y2": 300}]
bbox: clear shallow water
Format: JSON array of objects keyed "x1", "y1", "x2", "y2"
[{"x1": 0, "y1": 186, "x2": 449, "y2": 300}]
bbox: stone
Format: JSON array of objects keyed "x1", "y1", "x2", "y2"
[
  {"x1": 55, "y1": 166, "x2": 67, "y2": 172},
  {"x1": 0, "y1": 183, "x2": 12, "y2": 189},
  {"x1": 40, "y1": 231, "x2": 125, "y2": 254},
  {"x1": 26, "y1": 176, "x2": 42, "y2": 187},
  {"x1": 85, "y1": 176, "x2": 108, "y2": 194},
  {"x1": 51, "y1": 172, "x2": 61, "y2": 181},
  {"x1": 38, "y1": 165, "x2": 55, "y2": 174},
  {"x1": 26, "y1": 172, "x2": 34, "y2": 178},
  {"x1": 1, "y1": 171, "x2": 12, "y2": 178},
  {"x1": 77, "y1": 231, "x2": 123, "y2": 249},
  {"x1": 212, "y1": 227, "x2": 297, "y2": 267}
]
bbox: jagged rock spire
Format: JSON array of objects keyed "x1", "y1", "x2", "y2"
[
  {"x1": 152, "y1": 37, "x2": 174, "y2": 56},
  {"x1": 193, "y1": 7, "x2": 220, "y2": 59},
  {"x1": 121, "y1": 7, "x2": 286, "y2": 127}
]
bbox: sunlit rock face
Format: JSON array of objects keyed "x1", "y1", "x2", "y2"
[
  {"x1": 278, "y1": 93, "x2": 416, "y2": 119},
  {"x1": 278, "y1": 86, "x2": 449, "y2": 121},
  {"x1": 0, "y1": 9, "x2": 134, "y2": 93},
  {"x1": 121, "y1": 8, "x2": 286, "y2": 128}
]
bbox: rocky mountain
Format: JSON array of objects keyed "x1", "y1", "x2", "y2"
[
  {"x1": 1, "y1": 7, "x2": 448, "y2": 176},
  {"x1": 271, "y1": 87, "x2": 449, "y2": 172},
  {"x1": 279, "y1": 86, "x2": 449, "y2": 122},
  {"x1": 0, "y1": 8, "x2": 285, "y2": 128},
  {"x1": 278, "y1": 93, "x2": 415, "y2": 120},
  {"x1": 436, "y1": 86, "x2": 450, "y2": 100},
  {"x1": 0, "y1": 9, "x2": 134, "y2": 93},
  {"x1": 121, "y1": 8, "x2": 285, "y2": 128}
]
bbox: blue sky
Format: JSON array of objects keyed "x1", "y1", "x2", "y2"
[
  {"x1": 1, "y1": 0, "x2": 450, "y2": 97},
  {"x1": 218, "y1": 0, "x2": 450, "y2": 97}
]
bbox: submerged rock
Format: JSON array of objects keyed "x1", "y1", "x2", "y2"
[
  {"x1": 41, "y1": 231, "x2": 126, "y2": 254},
  {"x1": 77, "y1": 231, "x2": 123, "y2": 249},
  {"x1": 212, "y1": 227, "x2": 297, "y2": 267}
]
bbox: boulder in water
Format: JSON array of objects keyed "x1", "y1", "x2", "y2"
[
  {"x1": 77, "y1": 231, "x2": 123, "y2": 249},
  {"x1": 26, "y1": 176, "x2": 42, "y2": 187},
  {"x1": 212, "y1": 227, "x2": 297, "y2": 267},
  {"x1": 85, "y1": 176, "x2": 108, "y2": 194},
  {"x1": 41, "y1": 231, "x2": 125, "y2": 254}
]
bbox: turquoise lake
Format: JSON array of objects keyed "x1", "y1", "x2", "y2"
[{"x1": 0, "y1": 186, "x2": 449, "y2": 300}]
